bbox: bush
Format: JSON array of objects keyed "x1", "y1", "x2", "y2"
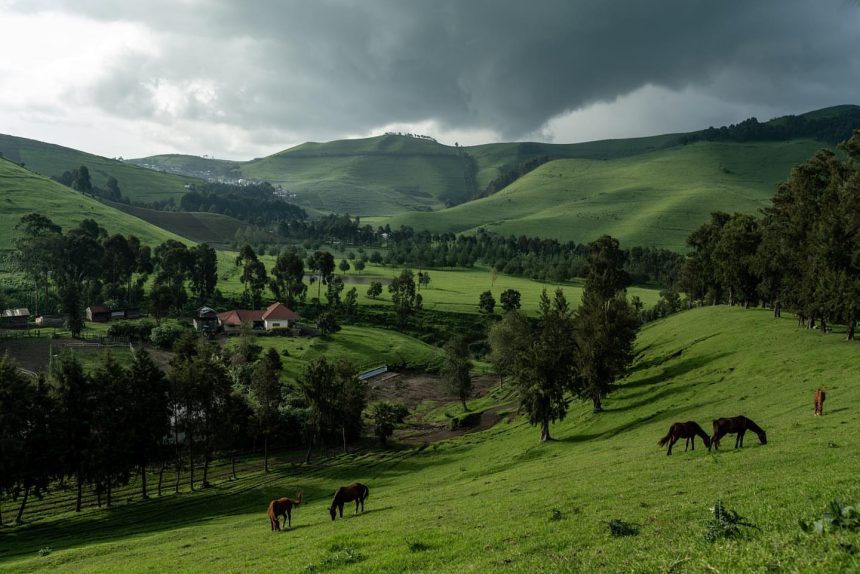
[
  {"x1": 801, "y1": 499, "x2": 860, "y2": 534},
  {"x1": 107, "y1": 320, "x2": 155, "y2": 341},
  {"x1": 705, "y1": 500, "x2": 756, "y2": 542},
  {"x1": 150, "y1": 323, "x2": 189, "y2": 349},
  {"x1": 449, "y1": 411, "x2": 482, "y2": 430}
]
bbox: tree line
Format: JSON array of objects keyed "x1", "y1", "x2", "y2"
[
  {"x1": 678, "y1": 130, "x2": 860, "y2": 339},
  {"x1": 0, "y1": 332, "x2": 370, "y2": 524}
]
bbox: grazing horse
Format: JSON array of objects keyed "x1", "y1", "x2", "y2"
[
  {"x1": 657, "y1": 421, "x2": 711, "y2": 455},
  {"x1": 329, "y1": 483, "x2": 369, "y2": 521},
  {"x1": 711, "y1": 416, "x2": 767, "y2": 450},
  {"x1": 814, "y1": 388, "x2": 826, "y2": 416},
  {"x1": 267, "y1": 492, "x2": 302, "y2": 531}
]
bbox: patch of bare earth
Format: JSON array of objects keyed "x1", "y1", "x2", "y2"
[{"x1": 366, "y1": 372, "x2": 516, "y2": 444}]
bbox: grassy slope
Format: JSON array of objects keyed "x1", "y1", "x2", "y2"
[
  {"x1": 0, "y1": 159, "x2": 186, "y2": 248},
  {"x1": 239, "y1": 135, "x2": 475, "y2": 215},
  {"x1": 0, "y1": 134, "x2": 200, "y2": 203},
  {"x1": 107, "y1": 203, "x2": 272, "y2": 245},
  {"x1": 385, "y1": 140, "x2": 825, "y2": 250},
  {"x1": 4, "y1": 307, "x2": 860, "y2": 572}
]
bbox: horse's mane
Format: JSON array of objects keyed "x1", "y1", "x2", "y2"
[{"x1": 743, "y1": 416, "x2": 765, "y2": 435}]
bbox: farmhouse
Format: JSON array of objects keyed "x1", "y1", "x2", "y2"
[
  {"x1": 1, "y1": 308, "x2": 30, "y2": 329},
  {"x1": 86, "y1": 305, "x2": 112, "y2": 323},
  {"x1": 217, "y1": 302, "x2": 300, "y2": 334}
]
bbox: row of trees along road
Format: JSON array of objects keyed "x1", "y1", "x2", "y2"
[
  {"x1": 0, "y1": 332, "x2": 367, "y2": 524},
  {"x1": 679, "y1": 129, "x2": 860, "y2": 339},
  {"x1": 489, "y1": 236, "x2": 640, "y2": 441}
]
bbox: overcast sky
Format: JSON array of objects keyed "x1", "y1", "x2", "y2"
[{"x1": 1, "y1": 0, "x2": 859, "y2": 159}]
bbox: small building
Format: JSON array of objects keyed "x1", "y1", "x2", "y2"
[
  {"x1": 110, "y1": 310, "x2": 126, "y2": 320},
  {"x1": 217, "y1": 303, "x2": 300, "y2": 334},
  {"x1": 193, "y1": 307, "x2": 220, "y2": 333},
  {"x1": 1, "y1": 308, "x2": 30, "y2": 329},
  {"x1": 35, "y1": 314, "x2": 66, "y2": 328},
  {"x1": 86, "y1": 305, "x2": 112, "y2": 323}
]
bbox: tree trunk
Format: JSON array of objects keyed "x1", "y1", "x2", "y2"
[
  {"x1": 305, "y1": 445, "x2": 313, "y2": 464},
  {"x1": 188, "y1": 439, "x2": 195, "y2": 492},
  {"x1": 15, "y1": 485, "x2": 30, "y2": 524},
  {"x1": 157, "y1": 462, "x2": 166, "y2": 497},
  {"x1": 539, "y1": 418, "x2": 551, "y2": 442},
  {"x1": 140, "y1": 462, "x2": 148, "y2": 499},
  {"x1": 342, "y1": 426, "x2": 348, "y2": 454},
  {"x1": 174, "y1": 455, "x2": 182, "y2": 494},
  {"x1": 1, "y1": 498, "x2": 4, "y2": 526},
  {"x1": 848, "y1": 318, "x2": 856, "y2": 341},
  {"x1": 106, "y1": 477, "x2": 112, "y2": 507},
  {"x1": 773, "y1": 299, "x2": 781, "y2": 318},
  {"x1": 202, "y1": 453, "x2": 211, "y2": 488},
  {"x1": 264, "y1": 436, "x2": 269, "y2": 472},
  {"x1": 231, "y1": 453, "x2": 237, "y2": 480},
  {"x1": 75, "y1": 470, "x2": 83, "y2": 512},
  {"x1": 461, "y1": 398, "x2": 468, "y2": 411},
  {"x1": 592, "y1": 393, "x2": 603, "y2": 413},
  {"x1": 821, "y1": 316, "x2": 828, "y2": 334}
]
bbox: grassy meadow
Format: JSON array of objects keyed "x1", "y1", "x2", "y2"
[
  {"x1": 384, "y1": 139, "x2": 827, "y2": 250},
  {"x1": 0, "y1": 134, "x2": 199, "y2": 204},
  {"x1": 3, "y1": 307, "x2": 860, "y2": 572},
  {"x1": 0, "y1": 159, "x2": 187, "y2": 249}
]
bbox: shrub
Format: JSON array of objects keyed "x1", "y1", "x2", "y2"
[
  {"x1": 150, "y1": 323, "x2": 188, "y2": 349},
  {"x1": 801, "y1": 499, "x2": 860, "y2": 534},
  {"x1": 705, "y1": 500, "x2": 756, "y2": 542},
  {"x1": 449, "y1": 411, "x2": 482, "y2": 430}
]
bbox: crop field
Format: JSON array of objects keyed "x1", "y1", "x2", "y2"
[
  {"x1": 384, "y1": 139, "x2": 827, "y2": 250},
  {"x1": 0, "y1": 134, "x2": 199, "y2": 204},
  {"x1": 3, "y1": 307, "x2": 859, "y2": 572}
]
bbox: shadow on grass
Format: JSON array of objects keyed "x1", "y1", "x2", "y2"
[
  {"x1": 558, "y1": 402, "x2": 709, "y2": 444},
  {"x1": 621, "y1": 352, "x2": 732, "y2": 394},
  {"x1": 0, "y1": 448, "x2": 459, "y2": 563}
]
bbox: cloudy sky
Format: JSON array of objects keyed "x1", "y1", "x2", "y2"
[{"x1": 1, "y1": 0, "x2": 859, "y2": 159}]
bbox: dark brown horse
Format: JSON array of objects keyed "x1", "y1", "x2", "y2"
[
  {"x1": 657, "y1": 421, "x2": 711, "y2": 455},
  {"x1": 814, "y1": 388, "x2": 826, "y2": 416},
  {"x1": 268, "y1": 492, "x2": 302, "y2": 530},
  {"x1": 329, "y1": 483, "x2": 369, "y2": 521},
  {"x1": 711, "y1": 416, "x2": 767, "y2": 450}
]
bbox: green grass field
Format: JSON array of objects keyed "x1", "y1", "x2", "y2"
[
  {"x1": 3, "y1": 307, "x2": 859, "y2": 572},
  {"x1": 384, "y1": 139, "x2": 827, "y2": 250},
  {"x1": 0, "y1": 159, "x2": 187, "y2": 249},
  {"x1": 215, "y1": 254, "x2": 661, "y2": 315},
  {"x1": 0, "y1": 134, "x2": 200, "y2": 204}
]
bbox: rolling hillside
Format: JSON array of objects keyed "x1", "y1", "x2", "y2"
[
  {"x1": 383, "y1": 139, "x2": 827, "y2": 250},
  {"x1": 0, "y1": 134, "x2": 201, "y2": 204},
  {"x1": 0, "y1": 158, "x2": 186, "y2": 249},
  {"x1": 3, "y1": 306, "x2": 859, "y2": 572}
]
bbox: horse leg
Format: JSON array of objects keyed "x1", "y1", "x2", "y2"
[
  {"x1": 355, "y1": 500, "x2": 359, "y2": 515},
  {"x1": 667, "y1": 435, "x2": 677, "y2": 455},
  {"x1": 287, "y1": 508, "x2": 291, "y2": 529},
  {"x1": 339, "y1": 503, "x2": 344, "y2": 518},
  {"x1": 360, "y1": 496, "x2": 365, "y2": 512}
]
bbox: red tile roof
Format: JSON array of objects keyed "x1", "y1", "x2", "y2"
[
  {"x1": 217, "y1": 303, "x2": 299, "y2": 326},
  {"x1": 262, "y1": 302, "x2": 300, "y2": 321}
]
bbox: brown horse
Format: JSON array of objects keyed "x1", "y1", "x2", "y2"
[
  {"x1": 657, "y1": 421, "x2": 711, "y2": 455},
  {"x1": 814, "y1": 388, "x2": 826, "y2": 416},
  {"x1": 329, "y1": 483, "x2": 369, "y2": 521},
  {"x1": 711, "y1": 416, "x2": 767, "y2": 450},
  {"x1": 267, "y1": 492, "x2": 302, "y2": 531}
]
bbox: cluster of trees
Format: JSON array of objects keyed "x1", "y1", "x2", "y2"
[
  {"x1": 52, "y1": 166, "x2": 126, "y2": 202},
  {"x1": 0, "y1": 333, "x2": 370, "y2": 523},
  {"x1": 679, "y1": 109, "x2": 860, "y2": 146},
  {"x1": 179, "y1": 182, "x2": 306, "y2": 226},
  {"x1": 14, "y1": 215, "x2": 156, "y2": 334},
  {"x1": 679, "y1": 131, "x2": 860, "y2": 339},
  {"x1": 481, "y1": 155, "x2": 551, "y2": 197},
  {"x1": 488, "y1": 236, "x2": 639, "y2": 441}
]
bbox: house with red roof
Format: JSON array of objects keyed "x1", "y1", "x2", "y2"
[{"x1": 216, "y1": 302, "x2": 300, "y2": 334}]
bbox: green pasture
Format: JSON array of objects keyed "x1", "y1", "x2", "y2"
[
  {"x1": 0, "y1": 159, "x2": 187, "y2": 249},
  {"x1": 215, "y1": 254, "x2": 661, "y2": 315},
  {"x1": 3, "y1": 306, "x2": 860, "y2": 572},
  {"x1": 0, "y1": 134, "x2": 199, "y2": 204},
  {"x1": 384, "y1": 139, "x2": 827, "y2": 250}
]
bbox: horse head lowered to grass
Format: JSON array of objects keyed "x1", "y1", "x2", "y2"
[
  {"x1": 329, "y1": 483, "x2": 369, "y2": 521},
  {"x1": 710, "y1": 416, "x2": 767, "y2": 450}
]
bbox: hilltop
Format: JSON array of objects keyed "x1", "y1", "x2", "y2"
[
  {"x1": 0, "y1": 134, "x2": 200, "y2": 204},
  {"x1": 2, "y1": 306, "x2": 858, "y2": 572}
]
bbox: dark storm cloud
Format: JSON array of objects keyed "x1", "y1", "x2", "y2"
[{"x1": 16, "y1": 0, "x2": 860, "y2": 140}]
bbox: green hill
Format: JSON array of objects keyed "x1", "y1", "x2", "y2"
[
  {"x1": 0, "y1": 159, "x2": 186, "y2": 249},
  {"x1": 0, "y1": 134, "x2": 201, "y2": 204},
  {"x1": 3, "y1": 306, "x2": 859, "y2": 572},
  {"x1": 383, "y1": 139, "x2": 827, "y2": 250}
]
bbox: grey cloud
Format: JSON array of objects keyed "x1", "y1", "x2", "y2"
[{"x1": 16, "y1": 0, "x2": 860, "y2": 143}]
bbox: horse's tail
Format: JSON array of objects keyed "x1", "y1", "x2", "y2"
[
  {"x1": 363, "y1": 484, "x2": 370, "y2": 500},
  {"x1": 296, "y1": 491, "x2": 303, "y2": 506},
  {"x1": 657, "y1": 428, "x2": 672, "y2": 447}
]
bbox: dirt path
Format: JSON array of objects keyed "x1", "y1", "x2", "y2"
[{"x1": 366, "y1": 372, "x2": 517, "y2": 444}]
